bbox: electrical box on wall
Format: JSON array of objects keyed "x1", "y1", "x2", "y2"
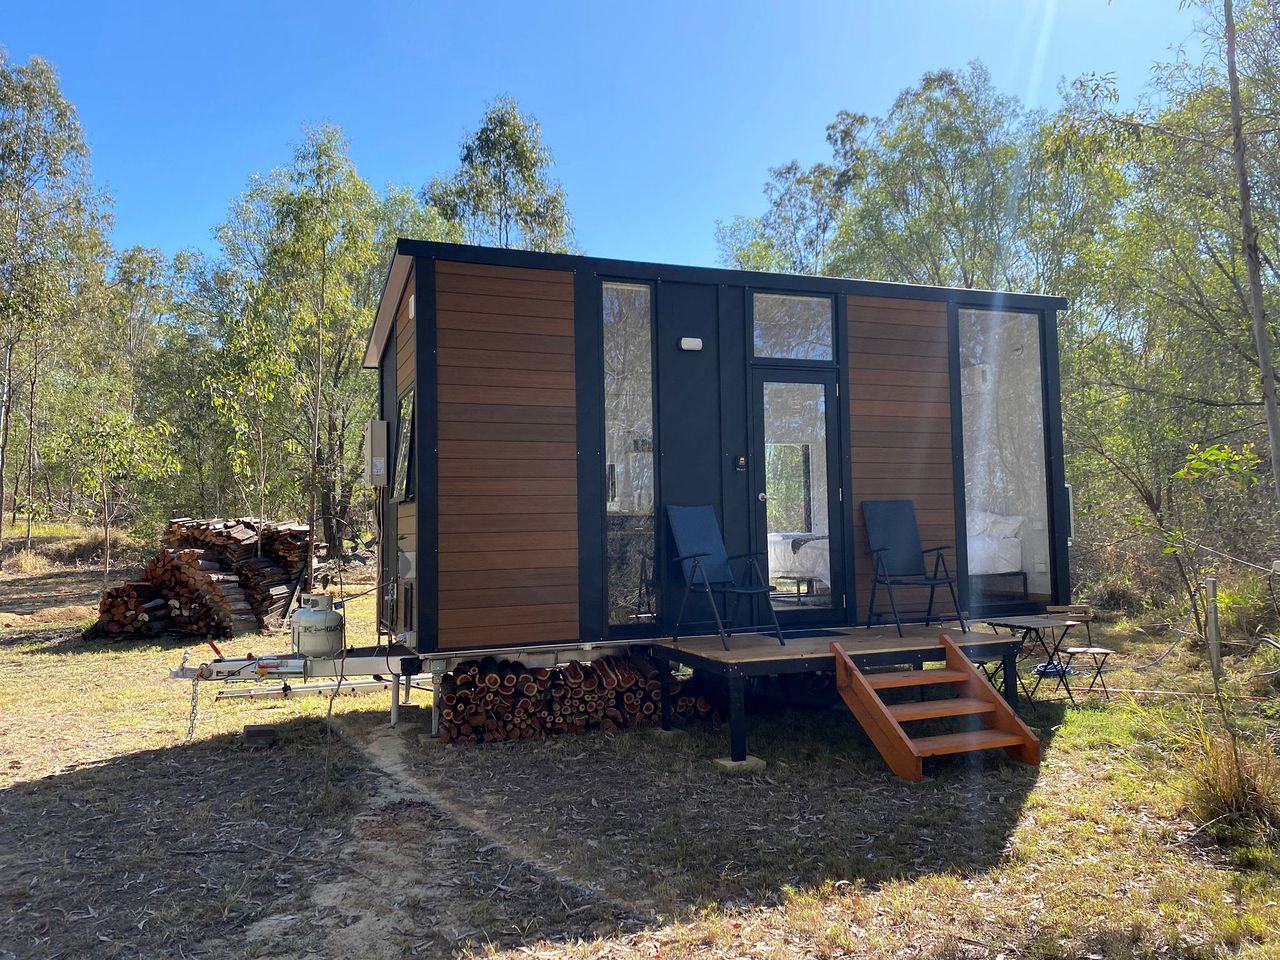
[
  {"x1": 364, "y1": 419, "x2": 388, "y2": 486},
  {"x1": 398, "y1": 550, "x2": 417, "y2": 580}
]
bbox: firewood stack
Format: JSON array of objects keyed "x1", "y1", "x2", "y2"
[
  {"x1": 96, "y1": 581, "x2": 172, "y2": 636},
  {"x1": 438, "y1": 651, "x2": 715, "y2": 744},
  {"x1": 90, "y1": 517, "x2": 314, "y2": 640},
  {"x1": 143, "y1": 548, "x2": 259, "y2": 637},
  {"x1": 258, "y1": 522, "x2": 311, "y2": 579}
]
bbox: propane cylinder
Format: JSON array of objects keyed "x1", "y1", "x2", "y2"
[{"x1": 291, "y1": 593, "x2": 345, "y2": 658}]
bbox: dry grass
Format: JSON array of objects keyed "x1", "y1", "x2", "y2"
[
  {"x1": 4, "y1": 549, "x2": 51, "y2": 575},
  {"x1": 1, "y1": 555, "x2": 1278, "y2": 959}
]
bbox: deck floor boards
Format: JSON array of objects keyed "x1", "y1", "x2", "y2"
[{"x1": 650, "y1": 623, "x2": 1010, "y2": 667}]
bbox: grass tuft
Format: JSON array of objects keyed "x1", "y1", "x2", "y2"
[
  {"x1": 1186, "y1": 735, "x2": 1280, "y2": 841},
  {"x1": 6, "y1": 548, "x2": 52, "y2": 574},
  {"x1": 1131, "y1": 698, "x2": 1280, "y2": 848}
]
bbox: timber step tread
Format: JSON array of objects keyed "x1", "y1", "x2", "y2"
[
  {"x1": 886, "y1": 697, "x2": 996, "y2": 722},
  {"x1": 865, "y1": 668, "x2": 969, "y2": 690},
  {"x1": 910, "y1": 729, "x2": 1026, "y2": 757}
]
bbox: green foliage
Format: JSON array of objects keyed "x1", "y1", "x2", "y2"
[
  {"x1": 1175, "y1": 442, "x2": 1260, "y2": 488},
  {"x1": 427, "y1": 96, "x2": 572, "y2": 251},
  {"x1": 720, "y1": 7, "x2": 1280, "y2": 611}
]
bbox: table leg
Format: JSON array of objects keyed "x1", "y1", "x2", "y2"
[
  {"x1": 1028, "y1": 628, "x2": 1050, "y2": 698},
  {"x1": 660, "y1": 660, "x2": 672, "y2": 731},
  {"x1": 729, "y1": 677, "x2": 747, "y2": 763}
]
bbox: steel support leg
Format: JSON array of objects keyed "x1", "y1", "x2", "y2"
[
  {"x1": 729, "y1": 677, "x2": 747, "y2": 762},
  {"x1": 660, "y1": 662, "x2": 672, "y2": 731},
  {"x1": 391, "y1": 677, "x2": 400, "y2": 727},
  {"x1": 1002, "y1": 651, "x2": 1019, "y2": 712},
  {"x1": 431, "y1": 673, "x2": 441, "y2": 737}
]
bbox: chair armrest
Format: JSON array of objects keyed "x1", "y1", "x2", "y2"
[
  {"x1": 869, "y1": 546, "x2": 889, "y2": 555},
  {"x1": 673, "y1": 551, "x2": 711, "y2": 562},
  {"x1": 922, "y1": 546, "x2": 951, "y2": 555}
]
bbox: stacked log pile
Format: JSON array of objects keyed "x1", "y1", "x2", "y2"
[
  {"x1": 258, "y1": 522, "x2": 311, "y2": 578},
  {"x1": 438, "y1": 651, "x2": 715, "y2": 744},
  {"x1": 92, "y1": 517, "x2": 312, "y2": 639},
  {"x1": 96, "y1": 581, "x2": 171, "y2": 636},
  {"x1": 142, "y1": 548, "x2": 259, "y2": 637}
]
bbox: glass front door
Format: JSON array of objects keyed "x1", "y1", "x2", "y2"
[{"x1": 753, "y1": 372, "x2": 844, "y2": 622}]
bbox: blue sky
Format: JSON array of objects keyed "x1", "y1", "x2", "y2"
[{"x1": 5, "y1": 1, "x2": 1199, "y2": 268}]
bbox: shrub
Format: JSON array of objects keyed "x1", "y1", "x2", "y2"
[
  {"x1": 1185, "y1": 733, "x2": 1280, "y2": 841},
  {"x1": 6, "y1": 549, "x2": 52, "y2": 574},
  {"x1": 1086, "y1": 578, "x2": 1146, "y2": 618},
  {"x1": 1135, "y1": 700, "x2": 1280, "y2": 845},
  {"x1": 1214, "y1": 570, "x2": 1280, "y2": 642}
]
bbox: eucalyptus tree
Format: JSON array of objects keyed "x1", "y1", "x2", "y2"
[
  {"x1": 427, "y1": 96, "x2": 572, "y2": 252},
  {"x1": 0, "y1": 51, "x2": 100, "y2": 547},
  {"x1": 45, "y1": 410, "x2": 179, "y2": 586}
]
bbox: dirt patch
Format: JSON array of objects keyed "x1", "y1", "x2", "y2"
[
  {"x1": 0, "y1": 565, "x2": 125, "y2": 622},
  {"x1": 384, "y1": 700, "x2": 1046, "y2": 920},
  {"x1": 0, "y1": 717, "x2": 369, "y2": 960},
  {"x1": 243, "y1": 717, "x2": 638, "y2": 960},
  {"x1": 0, "y1": 604, "x2": 96, "y2": 628}
]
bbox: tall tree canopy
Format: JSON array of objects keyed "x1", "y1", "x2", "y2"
[
  {"x1": 719, "y1": 6, "x2": 1280, "y2": 604},
  {"x1": 427, "y1": 96, "x2": 573, "y2": 252}
]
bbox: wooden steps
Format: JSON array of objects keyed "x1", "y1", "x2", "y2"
[
  {"x1": 911, "y1": 729, "x2": 1026, "y2": 757},
  {"x1": 886, "y1": 696, "x2": 995, "y2": 722},
  {"x1": 832, "y1": 634, "x2": 1041, "y2": 782},
  {"x1": 866, "y1": 668, "x2": 968, "y2": 690}
]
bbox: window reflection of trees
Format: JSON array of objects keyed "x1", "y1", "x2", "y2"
[
  {"x1": 753, "y1": 294, "x2": 832, "y2": 361},
  {"x1": 959, "y1": 309, "x2": 1051, "y2": 600},
  {"x1": 763, "y1": 382, "x2": 828, "y2": 538},
  {"x1": 603, "y1": 283, "x2": 656, "y2": 624}
]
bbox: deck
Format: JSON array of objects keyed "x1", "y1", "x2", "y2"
[{"x1": 647, "y1": 624, "x2": 1025, "y2": 764}]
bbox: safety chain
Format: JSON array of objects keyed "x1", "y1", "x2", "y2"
[
  {"x1": 182, "y1": 652, "x2": 209, "y2": 745},
  {"x1": 184, "y1": 677, "x2": 200, "y2": 744}
]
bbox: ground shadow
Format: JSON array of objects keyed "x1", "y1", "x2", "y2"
[
  {"x1": 1, "y1": 706, "x2": 634, "y2": 960},
  {"x1": 0, "y1": 716, "x2": 370, "y2": 960},
  {"x1": 0, "y1": 624, "x2": 215, "y2": 656},
  {"x1": 398, "y1": 681, "x2": 1068, "y2": 925},
  {"x1": 0, "y1": 566, "x2": 130, "y2": 615}
]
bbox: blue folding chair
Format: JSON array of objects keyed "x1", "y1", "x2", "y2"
[
  {"x1": 667, "y1": 505, "x2": 784, "y2": 651},
  {"x1": 861, "y1": 499, "x2": 966, "y2": 637}
]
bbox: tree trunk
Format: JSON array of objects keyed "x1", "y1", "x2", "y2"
[
  {"x1": 0, "y1": 340, "x2": 14, "y2": 552},
  {"x1": 306, "y1": 323, "x2": 322, "y2": 592},
  {"x1": 1225, "y1": 0, "x2": 1280, "y2": 502},
  {"x1": 102, "y1": 480, "x2": 111, "y2": 591},
  {"x1": 24, "y1": 338, "x2": 38, "y2": 551}
]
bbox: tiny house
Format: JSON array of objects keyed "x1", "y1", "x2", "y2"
[{"x1": 363, "y1": 240, "x2": 1070, "y2": 656}]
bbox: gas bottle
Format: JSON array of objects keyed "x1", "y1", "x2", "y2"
[{"x1": 291, "y1": 593, "x2": 344, "y2": 658}]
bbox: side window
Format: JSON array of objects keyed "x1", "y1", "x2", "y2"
[{"x1": 393, "y1": 388, "x2": 415, "y2": 501}]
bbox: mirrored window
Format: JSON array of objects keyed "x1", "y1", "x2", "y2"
[
  {"x1": 604, "y1": 282, "x2": 656, "y2": 625},
  {"x1": 958, "y1": 309, "x2": 1051, "y2": 610},
  {"x1": 753, "y1": 293, "x2": 833, "y2": 361}
]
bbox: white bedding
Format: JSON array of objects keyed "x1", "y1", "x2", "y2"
[
  {"x1": 966, "y1": 510, "x2": 1024, "y2": 575},
  {"x1": 767, "y1": 532, "x2": 831, "y2": 587}
]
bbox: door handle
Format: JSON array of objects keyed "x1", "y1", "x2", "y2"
[{"x1": 758, "y1": 492, "x2": 768, "y2": 502}]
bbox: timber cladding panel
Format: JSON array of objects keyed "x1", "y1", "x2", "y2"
[
  {"x1": 847, "y1": 295, "x2": 960, "y2": 622},
  {"x1": 434, "y1": 259, "x2": 579, "y2": 650}
]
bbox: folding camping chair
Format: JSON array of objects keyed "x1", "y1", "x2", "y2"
[
  {"x1": 861, "y1": 499, "x2": 966, "y2": 638},
  {"x1": 667, "y1": 504, "x2": 784, "y2": 651}
]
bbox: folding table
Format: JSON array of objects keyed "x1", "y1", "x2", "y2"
[{"x1": 982, "y1": 614, "x2": 1082, "y2": 704}]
